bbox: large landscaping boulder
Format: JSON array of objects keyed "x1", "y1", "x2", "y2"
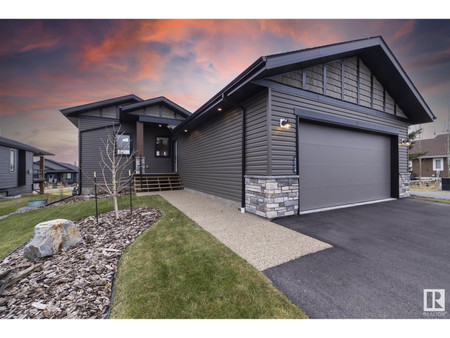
[{"x1": 24, "y1": 219, "x2": 83, "y2": 261}]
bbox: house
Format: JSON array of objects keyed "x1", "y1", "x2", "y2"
[
  {"x1": 60, "y1": 95, "x2": 191, "y2": 194},
  {"x1": 0, "y1": 136, "x2": 53, "y2": 196},
  {"x1": 60, "y1": 36, "x2": 435, "y2": 218},
  {"x1": 410, "y1": 133, "x2": 450, "y2": 178},
  {"x1": 33, "y1": 158, "x2": 79, "y2": 185}
]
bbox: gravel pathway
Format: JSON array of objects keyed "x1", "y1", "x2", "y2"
[
  {"x1": 147, "y1": 190, "x2": 331, "y2": 271},
  {"x1": 0, "y1": 206, "x2": 42, "y2": 221}
]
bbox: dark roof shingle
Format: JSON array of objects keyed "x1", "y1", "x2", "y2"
[{"x1": 410, "y1": 133, "x2": 450, "y2": 157}]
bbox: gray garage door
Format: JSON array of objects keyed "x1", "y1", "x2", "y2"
[{"x1": 299, "y1": 121, "x2": 391, "y2": 212}]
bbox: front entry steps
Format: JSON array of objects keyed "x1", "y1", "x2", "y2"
[{"x1": 134, "y1": 173, "x2": 184, "y2": 192}]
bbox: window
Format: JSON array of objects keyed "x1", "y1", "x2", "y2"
[
  {"x1": 10, "y1": 149, "x2": 15, "y2": 172},
  {"x1": 117, "y1": 134, "x2": 131, "y2": 155},
  {"x1": 155, "y1": 136, "x2": 170, "y2": 157},
  {"x1": 433, "y1": 158, "x2": 443, "y2": 171},
  {"x1": 67, "y1": 173, "x2": 72, "y2": 179}
]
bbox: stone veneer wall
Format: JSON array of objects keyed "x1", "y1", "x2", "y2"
[
  {"x1": 245, "y1": 175, "x2": 299, "y2": 219},
  {"x1": 399, "y1": 173, "x2": 410, "y2": 198}
]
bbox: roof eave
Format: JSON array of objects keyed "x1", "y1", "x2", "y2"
[
  {"x1": 174, "y1": 56, "x2": 267, "y2": 132},
  {"x1": 120, "y1": 96, "x2": 191, "y2": 117}
]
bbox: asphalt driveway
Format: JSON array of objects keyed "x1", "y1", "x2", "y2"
[{"x1": 265, "y1": 198, "x2": 450, "y2": 318}]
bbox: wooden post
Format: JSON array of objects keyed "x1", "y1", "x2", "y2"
[
  {"x1": 39, "y1": 156, "x2": 45, "y2": 194},
  {"x1": 94, "y1": 171, "x2": 98, "y2": 223},
  {"x1": 129, "y1": 170, "x2": 133, "y2": 216}
]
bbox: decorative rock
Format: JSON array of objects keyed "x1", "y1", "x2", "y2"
[
  {"x1": 24, "y1": 219, "x2": 83, "y2": 261},
  {"x1": 31, "y1": 302, "x2": 47, "y2": 310},
  {"x1": 0, "y1": 207, "x2": 160, "y2": 319}
]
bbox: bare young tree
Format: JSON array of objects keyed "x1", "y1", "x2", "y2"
[{"x1": 82, "y1": 125, "x2": 136, "y2": 220}]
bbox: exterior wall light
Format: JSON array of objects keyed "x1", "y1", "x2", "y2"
[
  {"x1": 184, "y1": 129, "x2": 188, "y2": 133},
  {"x1": 218, "y1": 107, "x2": 222, "y2": 112},
  {"x1": 280, "y1": 118, "x2": 292, "y2": 129},
  {"x1": 398, "y1": 138, "x2": 411, "y2": 146}
]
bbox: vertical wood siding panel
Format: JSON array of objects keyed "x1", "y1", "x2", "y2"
[
  {"x1": 305, "y1": 65, "x2": 324, "y2": 94},
  {"x1": 326, "y1": 61, "x2": 342, "y2": 99},
  {"x1": 344, "y1": 57, "x2": 358, "y2": 103}
]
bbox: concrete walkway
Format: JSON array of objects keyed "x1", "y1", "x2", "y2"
[
  {"x1": 410, "y1": 190, "x2": 450, "y2": 200},
  {"x1": 139, "y1": 190, "x2": 331, "y2": 271}
]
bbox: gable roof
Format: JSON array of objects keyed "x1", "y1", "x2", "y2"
[
  {"x1": 410, "y1": 133, "x2": 450, "y2": 157},
  {"x1": 60, "y1": 94, "x2": 143, "y2": 126},
  {"x1": 176, "y1": 36, "x2": 435, "y2": 132},
  {"x1": 33, "y1": 158, "x2": 78, "y2": 173},
  {"x1": 120, "y1": 96, "x2": 191, "y2": 117},
  {"x1": 0, "y1": 136, "x2": 53, "y2": 156}
]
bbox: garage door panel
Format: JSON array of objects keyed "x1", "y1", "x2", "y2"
[{"x1": 299, "y1": 121, "x2": 391, "y2": 211}]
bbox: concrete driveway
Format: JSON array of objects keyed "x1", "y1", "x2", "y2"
[{"x1": 265, "y1": 198, "x2": 450, "y2": 318}]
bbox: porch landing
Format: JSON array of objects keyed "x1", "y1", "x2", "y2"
[{"x1": 134, "y1": 173, "x2": 183, "y2": 193}]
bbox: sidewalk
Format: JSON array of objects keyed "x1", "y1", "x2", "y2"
[{"x1": 139, "y1": 190, "x2": 331, "y2": 271}]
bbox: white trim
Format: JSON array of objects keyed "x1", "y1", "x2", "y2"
[
  {"x1": 417, "y1": 155, "x2": 449, "y2": 159},
  {"x1": 9, "y1": 148, "x2": 16, "y2": 173},
  {"x1": 433, "y1": 158, "x2": 444, "y2": 171},
  {"x1": 299, "y1": 198, "x2": 396, "y2": 215}
]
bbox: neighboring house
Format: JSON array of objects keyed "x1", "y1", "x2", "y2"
[
  {"x1": 0, "y1": 136, "x2": 53, "y2": 196},
  {"x1": 60, "y1": 95, "x2": 191, "y2": 194},
  {"x1": 60, "y1": 36, "x2": 435, "y2": 218},
  {"x1": 410, "y1": 133, "x2": 450, "y2": 178},
  {"x1": 33, "y1": 158, "x2": 79, "y2": 185}
]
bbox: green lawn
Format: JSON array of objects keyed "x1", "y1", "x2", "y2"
[
  {"x1": 411, "y1": 196, "x2": 450, "y2": 204},
  {"x1": 0, "y1": 193, "x2": 37, "y2": 216},
  {"x1": 0, "y1": 194, "x2": 306, "y2": 319},
  {"x1": 0, "y1": 189, "x2": 72, "y2": 216},
  {"x1": 0, "y1": 194, "x2": 137, "y2": 257}
]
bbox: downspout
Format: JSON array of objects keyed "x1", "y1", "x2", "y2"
[{"x1": 222, "y1": 93, "x2": 246, "y2": 212}]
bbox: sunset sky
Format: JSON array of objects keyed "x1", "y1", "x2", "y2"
[{"x1": 0, "y1": 19, "x2": 449, "y2": 164}]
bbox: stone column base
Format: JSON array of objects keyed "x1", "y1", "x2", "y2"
[
  {"x1": 399, "y1": 173, "x2": 410, "y2": 198},
  {"x1": 245, "y1": 175, "x2": 299, "y2": 219}
]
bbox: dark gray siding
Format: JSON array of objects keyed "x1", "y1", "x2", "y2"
[
  {"x1": 270, "y1": 89, "x2": 410, "y2": 175},
  {"x1": 143, "y1": 126, "x2": 173, "y2": 173},
  {"x1": 269, "y1": 56, "x2": 403, "y2": 119},
  {"x1": 80, "y1": 122, "x2": 134, "y2": 193},
  {"x1": 25, "y1": 151, "x2": 33, "y2": 187},
  {"x1": 0, "y1": 146, "x2": 33, "y2": 195},
  {"x1": 79, "y1": 116, "x2": 117, "y2": 132},
  {"x1": 0, "y1": 145, "x2": 16, "y2": 190},
  {"x1": 270, "y1": 89, "x2": 297, "y2": 176},
  {"x1": 178, "y1": 108, "x2": 242, "y2": 202},
  {"x1": 245, "y1": 90, "x2": 268, "y2": 176}
]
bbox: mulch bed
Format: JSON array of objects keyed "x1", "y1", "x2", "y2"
[{"x1": 0, "y1": 207, "x2": 160, "y2": 319}]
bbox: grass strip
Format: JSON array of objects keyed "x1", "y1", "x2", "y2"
[
  {"x1": 110, "y1": 195, "x2": 307, "y2": 319},
  {"x1": 411, "y1": 196, "x2": 450, "y2": 204}
]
